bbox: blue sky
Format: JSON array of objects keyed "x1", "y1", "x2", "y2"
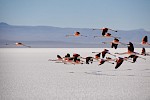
[{"x1": 0, "y1": 0, "x2": 150, "y2": 31}]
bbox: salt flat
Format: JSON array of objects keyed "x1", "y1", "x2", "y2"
[{"x1": 0, "y1": 48, "x2": 150, "y2": 100}]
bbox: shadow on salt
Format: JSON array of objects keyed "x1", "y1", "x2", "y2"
[{"x1": 84, "y1": 70, "x2": 150, "y2": 77}]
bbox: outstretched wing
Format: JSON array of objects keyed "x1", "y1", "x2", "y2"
[
  {"x1": 115, "y1": 58, "x2": 124, "y2": 69},
  {"x1": 142, "y1": 36, "x2": 148, "y2": 43}
]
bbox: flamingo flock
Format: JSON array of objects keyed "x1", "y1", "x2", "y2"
[
  {"x1": 48, "y1": 47, "x2": 148, "y2": 69},
  {"x1": 49, "y1": 27, "x2": 150, "y2": 69},
  {"x1": 4, "y1": 26, "x2": 150, "y2": 69}
]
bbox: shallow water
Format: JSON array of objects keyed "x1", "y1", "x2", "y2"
[{"x1": 0, "y1": 48, "x2": 150, "y2": 100}]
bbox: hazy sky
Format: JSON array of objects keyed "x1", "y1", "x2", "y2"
[{"x1": 0, "y1": 0, "x2": 150, "y2": 31}]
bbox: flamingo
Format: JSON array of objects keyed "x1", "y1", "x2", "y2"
[
  {"x1": 114, "y1": 57, "x2": 126, "y2": 69},
  {"x1": 141, "y1": 47, "x2": 150, "y2": 56},
  {"x1": 127, "y1": 54, "x2": 146, "y2": 63},
  {"x1": 64, "y1": 53, "x2": 84, "y2": 64},
  {"x1": 66, "y1": 31, "x2": 87, "y2": 37},
  {"x1": 80, "y1": 57, "x2": 93, "y2": 64},
  {"x1": 48, "y1": 55, "x2": 66, "y2": 63},
  {"x1": 95, "y1": 53, "x2": 101, "y2": 60},
  {"x1": 15, "y1": 42, "x2": 31, "y2": 48},
  {"x1": 102, "y1": 38, "x2": 126, "y2": 49},
  {"x1": 73, "y1": 56, "x2": 84, "y2": 64},
  {"x1": 141, "y1": 36, "x2": 150, "y2": 45},
  {"x1": 93, "y1": 27, "x2": 119, "y2": 38},
  {"x1": 141, "y1": 47, "x2": 146, "y2": 56},
  {"x1": 92, "y1": 49, "x2": 116, "y2": 58},
  {"x1": 63, "y1": 53, "x2": 71, "y2": 60},
  {"x1": 98, "y1": 58, "x2": 114, "y2": 65},
  {"x1": 115, "y1": 42, "x2": 138, "y2": 55}
]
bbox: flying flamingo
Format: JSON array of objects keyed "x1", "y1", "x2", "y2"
[
  {"x1": 98, "y1": 58, "x2": 114, "y2": 65},
  {"x1": 81, "y1": 53, "x2": 102, "y2": 64},
  {"x1": 81, "y1": 56, "x2": 103, "y2": 64},
  {"x1": 66, "y1": 31, "x2": 87, "y2": 37},
  {"x1": 141, "y1": 36, "x2": 150, "y2": 45},
  {"x1": 63, "y1": 53, "x2": 71, "y2": 60},
  {"x1": 92, "y1": 49, "x2": 116, "y2": 58},
  {"x1": 93, "y1": 27, "x2": 119, "y2": 38},
  {"x1": 115, "y1": 42, "x2": 137, "y2": 55},
  {"x1": 102, "y1": 38, "x2": 126, "y2": 49},
  {"x1": 97, "y1": 56, "x2": 131, "y2": 69},
  {"x1": 141, "y1": 47, "x2": 146, "y2": 56},
  {"x1": 64, "y1": 53, "x2": 84, "y2": 64},
  {"x1": 73, "y1": 56, "x2": 84, "y2": 64},
  {"x1": 127, "y1": 54, "x2": 146, "y2": 63},
  {"x1": 114, "y1": 57, "x2": 126, "y2": 69},
  {"x1": 48, "y1": 55, "x2": 67, "y2": 63},
  {"x1": 95, "y1": 53, "x2": 101, "y2": 60},
  {"x1": 80, "y1": 57, "x2": 94, "y2": 64},
  {"x1": 15, "y1": 42, "x2": 31, "y2": 48},
  {"x1": 141, "y1": 47, "x2": 150, "y2": 56}
]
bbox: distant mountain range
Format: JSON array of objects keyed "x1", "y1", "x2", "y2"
[{"x1": 0, "y1": 22, "x2": 150, "y2": 48}]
